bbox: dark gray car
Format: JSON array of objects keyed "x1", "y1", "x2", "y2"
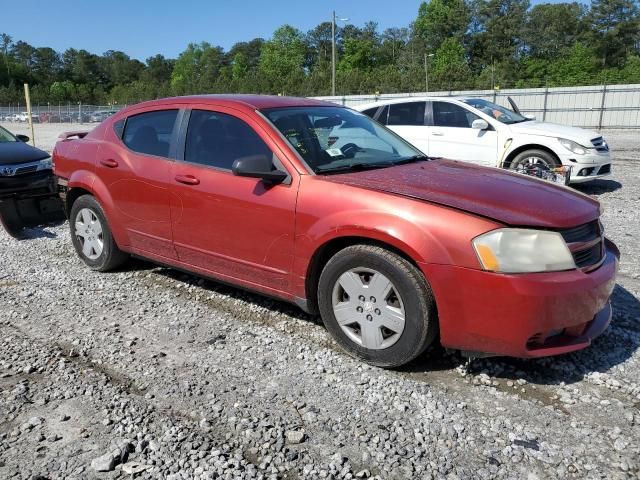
[{"x1": 0, "y1": 125, "x2": 64, "y2": 237}]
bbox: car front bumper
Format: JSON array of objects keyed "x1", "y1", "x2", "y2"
[
  {"x1": 0, "y1": 170, "x2": 54, "y2": 197},
  {"x1": 558, "y1": 151, "x2": 612, "y2": 183},
  {"x1": 422, "y1": 238, "x2": 619, "y2": 358}
]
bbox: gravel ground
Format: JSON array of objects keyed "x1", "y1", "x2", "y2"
[{"x1": 0, "y1": 122, "x2": 639, "y2": 479}]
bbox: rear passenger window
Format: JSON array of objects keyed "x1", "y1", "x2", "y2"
[
  {"x1": 123, "y1": 110, "x2": 178, "y2": 158},
  {"x1": 185, "y1": 110, "x2": 272, "y2": 170},
  {"x1": 387, "y1": 102, "x2": 426, "y2": 126}
]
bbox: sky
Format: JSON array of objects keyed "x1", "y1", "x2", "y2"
[{"x1": 5, "y1": 0, "x2": 580, "y2": 62}]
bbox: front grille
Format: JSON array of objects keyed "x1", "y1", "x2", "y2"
[
  {"x1": 573, "y1": 243, "x2": 602, "y2": 268},
  {"x1": 591, "y1": 136, "x2": 609, "y2": 152},
  {"x1": 15, "y1": 165, "x2": 38, "y2": 175},
  {"x1": 559, "y1": 221, "x2": 599, "y2": 243},
  {"x1": 559, "y1": 220, "x2": 603, "y2": 270},
  {"x1": 598, "y1": 164, "x2": 611, "y2": 174}
]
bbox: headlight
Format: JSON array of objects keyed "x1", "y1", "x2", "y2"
[
  {"x1": 35, "y1": 157, "x2": 52, "y2": 171},
  {"x1": 558, "y1": 138, "x2": 588, "y2": 155},
  {"x1": 472, "y1": 228, "x2": 575, "y2": 273}
]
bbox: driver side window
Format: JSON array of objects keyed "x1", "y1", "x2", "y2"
[
  {"x1": 432, "y1": 102, "x2": 479, "y2": 128},
  {"x1": 184, "y1": 110, "x2": 273, "y2": 170}
]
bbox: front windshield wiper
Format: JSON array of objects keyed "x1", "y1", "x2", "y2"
[
  {"x1": 316, "y1": 161, "x2": 395, "y2": 174},
  {"x1": 392, "y1": 155, "x2": 430, "y2": 165}
]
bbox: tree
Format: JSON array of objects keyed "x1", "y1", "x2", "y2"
[
  {"x1": 468, "y1": 0, "x2": 530, "y2": 71},
  {"x1": 258, "y1": 25, "x2": 306, "y2": 93},
  {"x1": 142, "y1": 54, "x2": 174, "y2": 84},
  {"x1": 1, "y1": 33, "x2": 11, "y2": 78},
  {"x1": 380, "y1": 28, "x2": 410, "y2": 65},
  {"x1": 101, "y1": 50, "x2": 144, "y2": 87},
  {"x1": 414, "y1": 0, "x2": 469, "y2": 52},
  {"x1": 587, "y1": 0, "x2": 640, "y2": 66},
  {"x1": 171, "y1": 42, "x2": 224, "y2": 94},
  {"x1": 305, "y1": 22, "x2": 333, "y2": 68},
  {"x1": 524, "y1": 3, "x2": 586, "y2": 58},
  {"x1": 432, "y1": 38, "x2": 472, "y2": 89}
]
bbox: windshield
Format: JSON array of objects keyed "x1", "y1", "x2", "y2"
[
  {"x1": 262, "y1": 106, "x2": 425, "y2": 174},
  {"x1": 462, "y1": 98, "x2": 529, "y2": 125},
  {"x1": 0, "y1": 126, "x2": 18, "y2": 143}
]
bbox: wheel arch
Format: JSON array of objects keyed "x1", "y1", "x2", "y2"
[
  {"x1": 304, "y1": 235, "x2": 431, "y2": 316},
  {"x1": 502, "y1": 144, "x2": 561, "y2": 169},
  {"x1": 66, "y1": 172, "x2": 127, "y2": 247}
]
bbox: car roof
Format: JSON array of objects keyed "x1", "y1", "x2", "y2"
[
  {"x1": 125, "y1": 94, "x2": 337, "y2": 111},
  {"x1": 354, "y1": 96, "x2": 468, "y2": 111}
]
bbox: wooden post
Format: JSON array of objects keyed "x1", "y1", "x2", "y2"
[{"x1": 23, "y1": 83, "x2": 36, "y2": 146}]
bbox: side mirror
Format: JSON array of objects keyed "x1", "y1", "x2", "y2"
[
  {"x1": 472, "y1": 119, "x2": 489, "y2": 130},
  {"x1": 232, "y1": 154, "x2": 288, "y2": 184},
  {"x1": 15, "y1": 134, "x2": 30, "y2": 142}
]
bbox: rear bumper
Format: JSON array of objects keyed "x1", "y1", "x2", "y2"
[{"x1": 422, "y1": 239, "x2": 619, "y2": 358}]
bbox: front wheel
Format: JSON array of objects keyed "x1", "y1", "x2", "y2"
[
  {"x1": 69, "y1": 195, "x2": 128, "y2": 272},
  {"x1": 509, "y1": 149, "x2": 560, "y2": 172},
  {"x1": 317, "y1": 245, "x2": 437, "y2": 368}
]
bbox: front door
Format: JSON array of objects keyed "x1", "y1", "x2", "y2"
[
  {"x1": 169, "y1": 107, "x2": 298, "y2": 296},
  {"x1": 97, "y1": 108, "x2": 179, "y2": 258},
  {"x1": 428, "y1": 101, "x2": 498, "y2": 167}
]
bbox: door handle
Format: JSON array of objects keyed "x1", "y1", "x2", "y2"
[
  {"x1": 100, "y1": 158, "x2": 119, "y2": 168},
  {"x1": 431, "y1": 131, "x2": 444, "y2": 136},
  {"x1": 174, "y1": 174, "x2": 200, "y2": 186}
]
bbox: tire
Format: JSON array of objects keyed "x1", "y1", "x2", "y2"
[
  {"x1": 317, "y1": 245, "x2": 438, "y2": 368},
  {"x1": 69, "y1": 194, "x2": 128, "y2": 271},
  {"x1": 509, "y1": 149, "x2": 560, "y2": 172}
]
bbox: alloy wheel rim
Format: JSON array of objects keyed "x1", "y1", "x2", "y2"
[
  {"x1": 520, "y1": 156, "x2": 552, "y2": 170},
  {"x1": 331, "y1": 267, "x2": 405, "y2": 350},
  {"x1": 74, "y1": 208, "x2": 104, "y2": 260}
]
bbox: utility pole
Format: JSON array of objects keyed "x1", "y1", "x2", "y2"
[
  {"x1": 424, "y1": 53, "x2": 433, "y2": 93},
  {"x1": 331, "y1": 10, "x2": 336, "y2": 97}
]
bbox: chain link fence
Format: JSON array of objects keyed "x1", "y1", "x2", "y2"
[{"x1": 0, "y1": 103, "x2": 124, "y2": 124}]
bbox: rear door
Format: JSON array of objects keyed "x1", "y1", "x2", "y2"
[
  {"x1": 428, "y1": 101, "x2": 498, "y2": 166},
  {"x1": 379, "y1": 101, "x2": 429, "y2": 153},
  {"x1": 96, "y1": 108, "x2": 180, "y2": 259},
  {"x1": 169, "y1": 107, "x2": 298, "y2": 296}
]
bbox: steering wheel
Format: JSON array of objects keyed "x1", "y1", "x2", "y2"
[{"x1": 340, "y1": 143, "x2": 361, "y2": 158}]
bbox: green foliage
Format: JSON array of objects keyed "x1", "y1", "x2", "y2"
[
  {"x1": 587, "y1": 0, "x2": 640, "y2": 66},
  {"x1": 1, "y1": 1, "x2": 640, "y2": 104},
  {"x1": 432, "y1": 38, "x2": 472, "y2": 89},
  {"x1": 258, "y1": 25, "x2": 306, "y2": 93},
  {"x1": 414, "y1": 0, "x2": 469, "y2": 51},
  {"x1": 524, "y1": 2, "x2": 586, "y2": 59}
]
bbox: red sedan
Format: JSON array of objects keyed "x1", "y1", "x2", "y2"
[{"x1": 52, "y1": 95, "x2": 618, "y2": 367}]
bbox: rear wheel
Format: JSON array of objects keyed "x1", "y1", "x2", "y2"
[
  {"x1": 69, "y1": 195, "x2": 128, "y2": 271},
  {"x1": 317, "y1": 245, "x2": 437, "y2": 368}
]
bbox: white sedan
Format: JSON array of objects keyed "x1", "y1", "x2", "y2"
[{"x1": 355, "y1": 97, "x2": 611, "y2": 184}]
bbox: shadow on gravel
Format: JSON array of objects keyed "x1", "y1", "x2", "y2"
[
  {"x1": 573, "y1": 179, "x2": 622, "y2": 195},
  {"x1": 152, "y1": 267, "x2": 317, "y2": 323},
  {"x1": 464, "y1": 284, "x2": 640, "y2": 386},
  {"x1": 9, "y1": 222, "x2": 65, "y2": 240}
]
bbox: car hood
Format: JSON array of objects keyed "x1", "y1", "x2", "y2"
[
  {"x1": 508, "y1": 121, "x2": 600, "y2": 146},
  {"x1": 321, "y1": 160, "x2": 599, "y2": 228},
  {"x1": 0, "y1": 141, "x2": 50, "y2": 166}
]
